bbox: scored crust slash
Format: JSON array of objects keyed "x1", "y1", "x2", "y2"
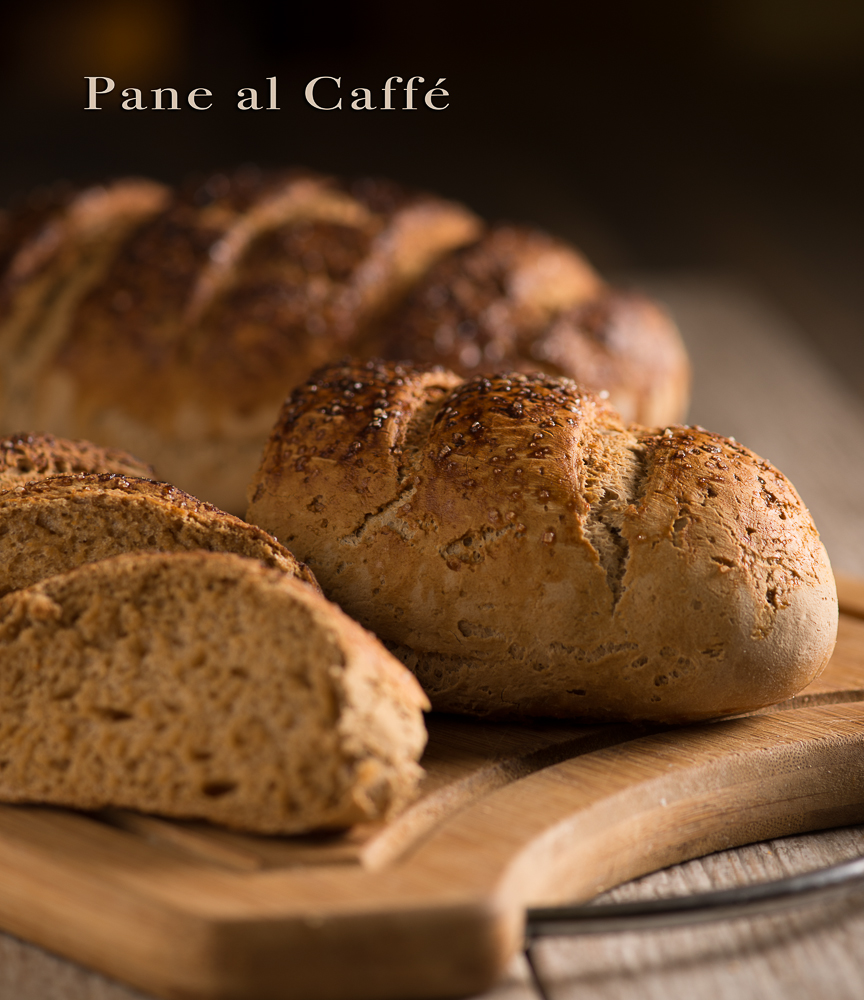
[
  {"x1": 0, "y1": 168, "x2": 688, "y2": 513},
  {"x1": 248, "y1": 360, "x2": 837, "y2": 723}
]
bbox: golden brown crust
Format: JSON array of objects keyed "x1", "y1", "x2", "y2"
[
  {"x1": 248, "y1": 360, "x2": 837, "y2": 724},
  {"x1": 0, "y1": 431, "x2": 153, "y2": 488},
  {"x1": 0, "y1": 169, "x2": 688, "y2": 515},
  {"x1": 0, "y1": 169, "x2": 478, "y2": 512},
  {"x1": 0, "y1": 473, "x2": 319, "y2": 596},
  {"x1": 0, "y1": 178, "x2": 169, "y2": 341},
  {"x1": 62, "y1": 172, "x2": 480, "y2": 422},
  {"x1": 58, "y1": 170, "x2": 314, "y2": 430},
  {"x1": 0, "y1": 551, "x2": 428, "y2": 833},
  {"x1": 368, "y1": 227, "x2": 690, "y2": 425}
]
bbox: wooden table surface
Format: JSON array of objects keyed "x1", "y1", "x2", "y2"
[{"x1": 2, "y1": 276, "x2": 864, "y2": 1000}]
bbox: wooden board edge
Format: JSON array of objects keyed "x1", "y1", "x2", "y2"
[{"x1": 412, "y1": 703, "x2": 864, "y2": 978}]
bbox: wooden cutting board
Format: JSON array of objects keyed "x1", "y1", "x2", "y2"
[{"x1": 1, "y1": 578, "x2": 864, "y2": 1000}]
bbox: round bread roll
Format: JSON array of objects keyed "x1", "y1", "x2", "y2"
[
  {"x1": 0, "y1": 473, "x2": 318, "y2": 597},
  {"x1": 0, "y1": 169, "x2": 688, "y2": 513},
  {"x1": 247, "y1": 360, "x2": 837, "y2": 724},
  {"x1": 0, "y1": 431, "x2": 153, "y2": 489},
  {"x1": 0, "y1": 551, "x2": 429, "y2": 833}
]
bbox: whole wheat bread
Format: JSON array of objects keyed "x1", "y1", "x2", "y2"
[
  {"x1": 0, "y1": 473, "x2": 317, "y2": 596},
  {"x1": 0, "y1": 431, "x2": 153, "y2": 488},
  {"x1": 0, "y1": 551, "x2": 428, "y2": 833}
]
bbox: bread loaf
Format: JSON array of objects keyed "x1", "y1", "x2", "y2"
[
  {"x1": 247, "y1": 360, "x2": 837, "y2": 723},
  {"x1": 0, "y1": 551, "x2": 428, "y2": 833},
  {"x1": 0, "y1": 473, "x2": 318, "y2": 596},
  {"x1": 0, "y1": 169, "x2": 688, "y2": 513},
  {"x1": 0, "y1": 431, "x2": 153, "y2": 489},
  {"x1": 366, "y1": 226, "x2": 689, "y2": 426}
]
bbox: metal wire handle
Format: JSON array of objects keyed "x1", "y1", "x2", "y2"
[
  {"x1": 525, "y1": 852, "x2": 864, "y2": 939},
  {"x1": 522, "y1": 854, "x2": 864, "y2": 1000}
]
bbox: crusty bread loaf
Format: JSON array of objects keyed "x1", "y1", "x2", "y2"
[
  {"x1": 0, "y1": 473, "x2": 318, "y2": 596},
  {"x1": 366, "y1": 226, "x2": 690, "y2": 426},
  {"x1": 0, "y1": 551, "x2": 428, "y2": 833},
  {"x1": 0, "y1": 169, "x2": 688, "y2": 513},
  {"x1": 247, "y1": 360, "x2": 837, "y2": 724},
  {"x1": 0, "y1": 431, "x2": 153, "y2": 489},
  {"x1": 0, "y1": 170, "x2": 480, "y2": 512}
]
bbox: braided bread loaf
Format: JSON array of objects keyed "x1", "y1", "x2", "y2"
[
  {"x1": 247, "y1": 360, "x2": 836, "y2": 724},
  {"x1": 0, "y1": 169, "x2": 688, "y2": 513}
]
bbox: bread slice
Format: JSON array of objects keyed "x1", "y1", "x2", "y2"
[
  {"x1": 0, "y1": 431, "x2": 153, "y2": 489},
  {"x1": 0, "y1": 551, "x2": 429, "y2": 833},
  {"x1": 0, "y1": 473, "x2": 317, "y2": 597}
]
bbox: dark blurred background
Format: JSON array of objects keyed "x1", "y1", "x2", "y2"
[{"x1": 1, "y1": 0, "x2": 862, "y2": 395}]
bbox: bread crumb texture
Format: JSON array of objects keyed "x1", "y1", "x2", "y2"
[
  {"x1": 0, "y1": 473, "x2": 319, "y2": 596},
  {"x1": 248, "y1": 359, "x2": 838, "y2": 724},
  {"x1": 0, "y1": 551, "x2": 428, "y2": 833}
]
